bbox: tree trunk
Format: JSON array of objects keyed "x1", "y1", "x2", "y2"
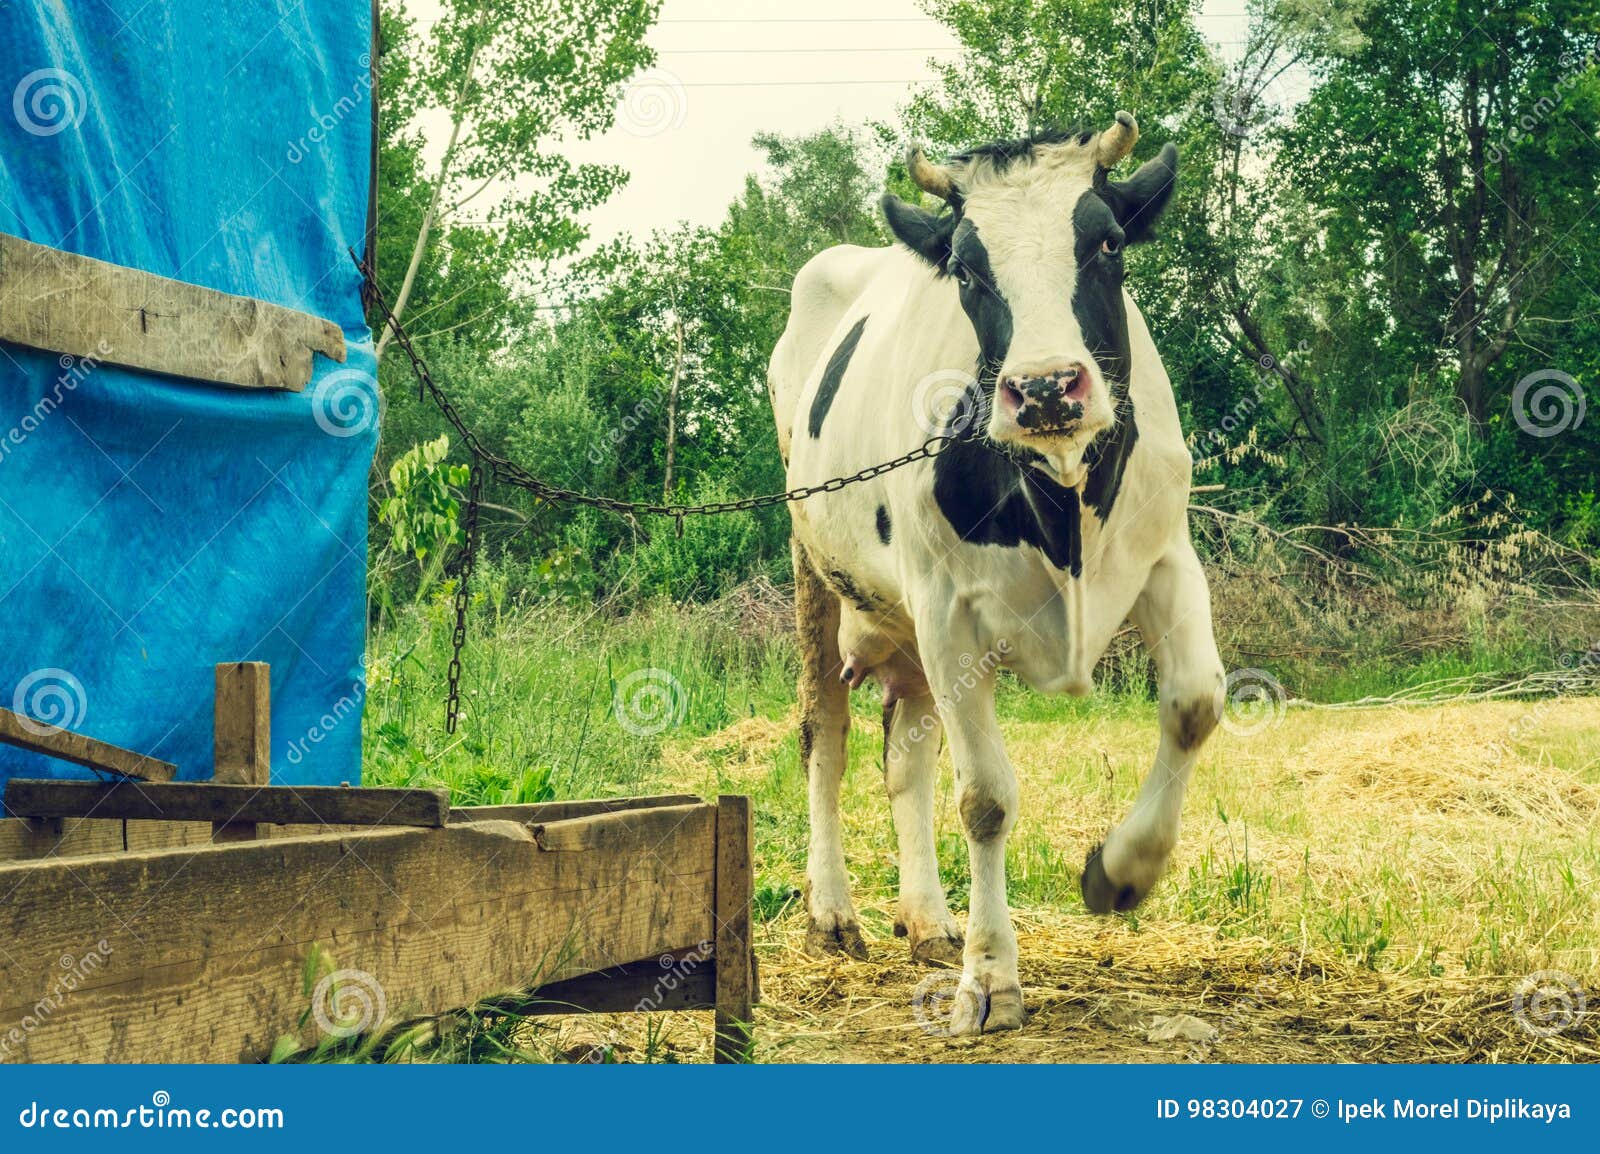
[
  {"x1": 662, "y1": 318, "x2": 685, "y2": 501},
  {"x1": 375, "y1": 40, "x2": 482, "y2": 359}
]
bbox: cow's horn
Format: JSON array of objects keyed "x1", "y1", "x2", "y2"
[
  {"x1": 906, "y1": 145, "x2": 956, "y2": 200},
  {"x1": 1094, "y1": 111, "x2": 1139, "y2": 168}
]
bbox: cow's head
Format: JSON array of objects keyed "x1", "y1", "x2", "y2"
[{"x1": 883, "y1": 113, "x2": 1177, "y2": 474}]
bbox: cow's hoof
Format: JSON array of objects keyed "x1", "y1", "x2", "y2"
[
  {"x1": 1080, "y1": 843, "x2": 1142, "y2": 914},
  {"x1": 805, "y1": 917, "x2": 869, "y2": 960},
  {"x1": 910, "y1": 933, "x2": 964, "y2": 968},
  {"x1": 948, "y1": 977, "x2": 1026, "y2": 1036}
]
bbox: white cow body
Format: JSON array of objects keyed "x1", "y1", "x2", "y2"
[{"x1": 768, "y1": 121, "x2": 1224, "y2": 1035}]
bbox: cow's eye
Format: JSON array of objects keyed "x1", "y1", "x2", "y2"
[{"x1": 1101, "y1": 237, "x2": 1122, "y2": 256}]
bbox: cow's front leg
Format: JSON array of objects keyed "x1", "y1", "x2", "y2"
[
  {"x1": 793, "y1": 541, "x2": 866, "y2": 958},
  {"x1": 924, "y1": 631, "x2": 1024, "y2": 1034},
  {"x1": 1083, "y1": 542, "x2": 1224, "y2": 913},
  {"x1": 883, "y1": 693, "x2": 963, "y2": 966}
]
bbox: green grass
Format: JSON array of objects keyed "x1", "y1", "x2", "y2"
[{"x1": 349, "y1": 590, "x2": 1600, "y2": 1060}]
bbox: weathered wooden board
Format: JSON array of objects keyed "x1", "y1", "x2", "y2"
[
  {"x1": 3, "y1": 780, "x2": 450, "y2": 828},
  {"x1": 448, "y1": 794, "x2": 702, "y2": 826},
  {"x1": 0, "y1": 707, "x2": 176, "y2": 782},
  {"x1": 0, "y1": 231, "x2": 345, "y2": 392},
  {"x1": 714, "y1": 794, "x2": 755, "y2": 1063},
  {"x1": 211, "y1": 662, "x2": 270, "y2": 842},
  {"x1": 0, "y1": 804, "x2": 720, "y2": 1062},
  {"x1": 0, "y1": 795, "x2": 704, "y2": 861}
]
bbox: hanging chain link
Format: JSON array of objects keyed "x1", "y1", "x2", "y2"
[
  {"x1": 444, "y1": 459, "x2": 484, "y2": 734},
  {"x1": 351, "y1": 249, "x2": 977, "y2": 729}
]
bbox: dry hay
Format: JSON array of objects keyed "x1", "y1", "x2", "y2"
[
  {"x1": 747, "y1": 910, "x2": 1600, "y2": 1064},
  {"x1": 536, "y1": 910, "x2": 1599, "y2": 1064},
  {"x1": 560, "y1": 695, "x2": 1600, "y2": 1063}
]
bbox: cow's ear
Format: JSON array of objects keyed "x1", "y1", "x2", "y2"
[
  {"x1": 1103, "y1": 142, "x2": 1177, "y2": 245},
  {"x1": 882, "y1": 194, "x2": 955, "y2": 268}
]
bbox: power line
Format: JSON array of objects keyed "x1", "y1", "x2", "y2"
[{"x1": 659, "y1": 46, "x2": 960, "y2": 53}]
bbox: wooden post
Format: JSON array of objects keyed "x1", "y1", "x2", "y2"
[
  {"x1": 713, "y1": 793, "x2": 754, "y2": 1063},
  {"x1": 211, "y1": 662, "x2": 270, "y2": 842}
]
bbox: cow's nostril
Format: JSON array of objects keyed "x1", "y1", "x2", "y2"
[{"x1": 1060, "y1": 364, "x2": 1091, "y2": 400}]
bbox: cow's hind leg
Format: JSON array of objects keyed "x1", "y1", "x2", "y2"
[
  {"x1": 1083, "y1": 542, "x2": 1224, "y2": 913},
  {"x1": 883, "y1": 693, "x2": 962, "y2": 966},
  {"x1": 794, "y1": 539, "x2": 866, "y2": 959}
]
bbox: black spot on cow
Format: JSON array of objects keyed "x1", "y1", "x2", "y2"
[
  {"x1": 933, "y1": 395, "x2": 1085, "y2": 577},
  {"x1": 824, "y1": 568, "x2": 884, "y2": 613},
  {"x1": 808, "y1": 315, "x2": 869, "y2": 438},
  {"x1": 874, "y1": 504, "x2": 892, "y2": 545}
]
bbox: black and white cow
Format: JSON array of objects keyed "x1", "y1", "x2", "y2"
[{"x1": 768, "y1": 113, "x2": 1225, "y2": 1035}]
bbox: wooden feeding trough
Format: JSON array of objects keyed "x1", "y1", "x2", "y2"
[{"x1": 0, "y1": 663, "x2": 755, "y2": 1063}]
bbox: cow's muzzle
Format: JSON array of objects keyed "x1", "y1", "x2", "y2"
[{"x1": 998, "y1": 362, "x2": 1093, "y2": 433}]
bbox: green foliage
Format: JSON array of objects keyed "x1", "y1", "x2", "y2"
[{"x1": 378, "y1": 436, "x2": 469, "y2": 606}]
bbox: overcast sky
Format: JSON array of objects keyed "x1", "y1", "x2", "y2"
[{"x1": 414, "y1": 0, "x2": 1257, "y2": 250}]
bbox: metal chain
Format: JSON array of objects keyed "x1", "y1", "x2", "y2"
[
  {"x1": 352, "y1": 249, "x2": 975, "y2": 524},
  {"x1": 444, "y1": 459, "x2": 484, "y2": 734},
  {"x1": 350, "y1": 248, "x2": 977, "y2": 729}
]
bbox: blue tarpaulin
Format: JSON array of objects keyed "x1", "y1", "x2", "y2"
[{"x1": 0, "y1": 2, "x2": 376, "y2": 797}]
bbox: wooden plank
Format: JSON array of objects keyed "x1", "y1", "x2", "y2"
[
  {"x1": 0, "y1": 231, "x2": 345, "y2": 392},
  {"x1": 714, "y1": 793, "x2": 755, "y2": 1064},
  {"x1": 522, "y1": 947, "x2": 717, "y2": 1016},
  {"x1": 2, "y1": 780, "x2": 449, "y2": 828},
  {"x1": 0, "y1": 707, "x2": 175, "y2": 783},
  {"x1": 211, "y1": 662, "x2": 270, "y2": 842},
  {"x1": 0, "y1": 816, "x2": 378, "y2": 860},
  {"x1": 0, "y1": 816, "x2": 125, "y2": 860},
  {"x1": 532, "y1": 803, "x2": 704, "y2": 853},
  {"x1": 0, "y1": 808, "x2": 719, "y2": 1062},
  {"x1": 448, "y1": 794, "x2": 702, "y2": 826}
]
